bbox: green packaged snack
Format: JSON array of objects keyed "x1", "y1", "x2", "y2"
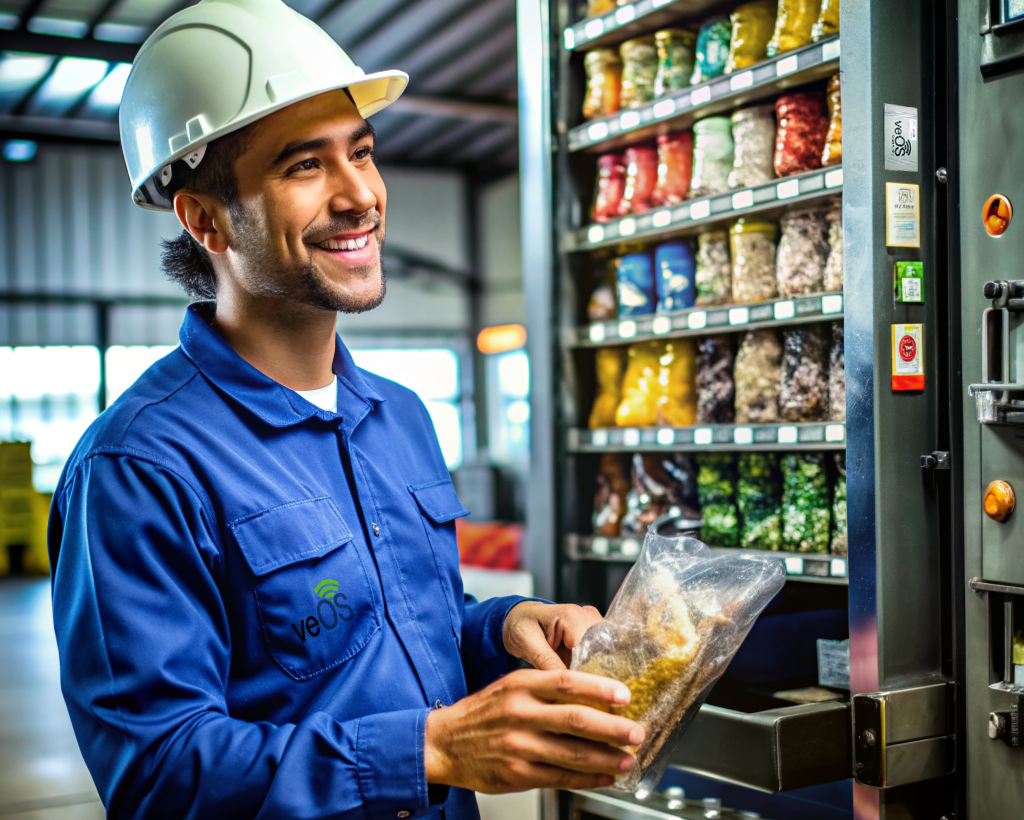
[
  {"x1": 831, "y1": 454, "x2": 847, "y2": 556},
  {"x1": 781, "y1": 452, "x2": 832, "y2": 553},
  {"x1": 691, "y1": 17, "x2": 731, "y2": 85},
  {"x1": 738, "y1": 453, "x2": 783, "y2": 550},
  {"x1": 697, "y1": 454, "x2": 740, "y2": 546}
]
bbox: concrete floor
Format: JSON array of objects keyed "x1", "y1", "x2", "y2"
[
  {"x1": 0, "y1": 578, "x2": 103, "y2": 819},
  {"x1": 0, "y1": 577, "x2": 539, "y2": 820}
]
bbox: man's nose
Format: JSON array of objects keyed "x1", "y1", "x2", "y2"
[{"x1": 328, "y1": 163, "x2": 378, "y2": 215}]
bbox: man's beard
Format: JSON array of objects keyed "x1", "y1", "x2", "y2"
[{"x1": 230, "y1": 205, "x2": 387, "y2": 315}]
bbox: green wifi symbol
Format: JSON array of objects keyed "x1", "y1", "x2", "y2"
[{"x1": 314, "y1": 579, "x2": 340, "y2": 598}]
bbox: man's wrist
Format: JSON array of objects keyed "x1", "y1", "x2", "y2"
[{"x1": 424, "y1": 706, "x2": 453, "y2": 788}]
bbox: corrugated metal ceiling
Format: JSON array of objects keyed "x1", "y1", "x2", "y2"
[{"x1": 0, "y1": 0, "x2": 519, "y2": 173}]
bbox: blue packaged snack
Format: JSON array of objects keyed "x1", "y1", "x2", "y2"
[
  {"x1": 655, "y1": 240, "x2": 697, "y2": 312},
  {"x1": 616, "y1": 252, "x2": 656, "y2": 316}
]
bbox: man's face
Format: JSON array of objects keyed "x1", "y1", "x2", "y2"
[{"x1": 227, "y1": 89, "x2": 387, "y2": 314}]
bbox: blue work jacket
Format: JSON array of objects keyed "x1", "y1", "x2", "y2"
[{"x1": 49, "y1": 303, "x2": 533, "y2": 820}]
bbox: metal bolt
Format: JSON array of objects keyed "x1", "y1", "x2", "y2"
[
  {"x1": 859, "y1": 729, "x2": 878, "y2": 748},
  {"x1": 936, "y1": 167, "x2": 948, "y2": 184},
  {"x1": 990, "y1": 712, "x2": 1007, "y2": 739}
]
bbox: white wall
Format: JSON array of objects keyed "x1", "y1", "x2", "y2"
[
  {"x1": 479, "y1": 173, "x2": 524, "y2": 327},
  {"x1": 0, "y1": 144, "x2": 471, "y2": 346}
]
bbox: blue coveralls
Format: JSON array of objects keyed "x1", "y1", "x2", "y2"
[{"x1": 48, "y1": 303, "x2": 534, "y2": 820}]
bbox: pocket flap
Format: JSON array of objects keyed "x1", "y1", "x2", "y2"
[
  {"x1": 409, "y1": 479, "x2": 471, "y2": 523},
  {"x1": 230, "y1": 497, "x2": 353, "y2": 576}
]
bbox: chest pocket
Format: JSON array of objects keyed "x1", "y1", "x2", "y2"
[
  {"x1": 230, "y1": 497, "x2": 380, "y2": 681},
  {"x1": 409, "y1": 479, "x2": 470, "y2": 645}
]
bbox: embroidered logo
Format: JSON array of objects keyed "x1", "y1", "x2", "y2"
[{"x1": 291, "y1": 579, "x2": 354, "y2": 643}]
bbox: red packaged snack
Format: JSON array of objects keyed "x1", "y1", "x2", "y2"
[
  {"x1": 593, "y1": 153, "x2": 626, "y2": 222},
  {"x1": 652, "y1": 132, "x2": 693, "y2": 206},
  {"x1": 619, "y1": 145, "x2": 659, "y2": 216},
  {"x1": 774, "y1": 91, "x2": 829, "y2": 178}
]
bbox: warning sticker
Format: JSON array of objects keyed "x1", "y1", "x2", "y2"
[
  {"x1": 886, "y1": 182, "x2": 921, "y2": 248},
  {"x1": 892, "y1": 323, "x2": 924, "y2": 390}
]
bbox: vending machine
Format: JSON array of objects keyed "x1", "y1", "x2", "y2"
[{"x1": 516, "y1": 0, "x2": 1024, "y2": 817}]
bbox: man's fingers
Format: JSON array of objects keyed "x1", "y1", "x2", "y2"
[
  {"x1": 514, "y1": 733, "x2": 635, "y2": 776},
  {"x1": 558, "y1": 605, "x2": 603, "y2": 650},
  {"x1": 530, "y1": 669, "x2": 633, "y2": 708},
  {"x1": 518, "y1": 762, "x2": 616, "y2": 791},
  {"x1": 535, "y1": 704, "x2": 645, "y2": 748}
]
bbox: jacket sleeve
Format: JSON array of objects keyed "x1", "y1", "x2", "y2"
[
  {"x1": 51, "y1": 452, "x2": 434, "y2": 820},
  {"x1": 460, "y1": 594, "x2": 552, "y2": 692}
]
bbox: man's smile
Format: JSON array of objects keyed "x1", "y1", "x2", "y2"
[{"x1": 312, "y1": 229, "x2": 378, "y2": 265}]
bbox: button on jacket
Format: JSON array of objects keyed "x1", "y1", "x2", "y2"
[{"x1": 49, "y1": 304, "x2": 535, "y2": 820}]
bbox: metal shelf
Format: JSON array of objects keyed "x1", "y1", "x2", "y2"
[
  {"x1": 576, "y1": 293, "x2": 843, "y2": 348},
  {"x1": 567, "y1": 166, "x2": 843, "y2": 253},
  {"x1": 569, "y1": 421, "x2": 846, "y2": 453},
  {"x1": 564, "y1": 0, "x2": 733, "y2": 52},
  {"x1": 569, "y1": 38, "x2": 840, "y2": 153},
  {"x1": 568, "y1": 535, "x2": 849, "y2": 584}
]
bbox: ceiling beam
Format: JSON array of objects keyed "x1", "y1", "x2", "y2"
[
  {"x1": 0, "y1": 114, "x2": 120, "y2": 141},
  {"x1": 0, "y1": 29, "x2": 139, "y2": 64},
  {"x1": 386, "y1": 95, "x2": 516, "y2": 124}
]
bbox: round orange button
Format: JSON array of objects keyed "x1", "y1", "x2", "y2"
[
  {"x1": 983, "y1": 194, "x2": 1013, "y2": 237},
  {"x1": 984, "y1": 480, "x2": 1015, "y2": 522}
]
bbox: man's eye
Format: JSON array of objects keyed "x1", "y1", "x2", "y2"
[
  {"x1": 354, "y1": 146, "x2": 374, "y2": 161},
  {"x1": 290, "y1": 158, "x2": 319, "y2": 174}
]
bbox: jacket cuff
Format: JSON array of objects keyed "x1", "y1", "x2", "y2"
[{"x1": 357, "y1": 708, "x2": 433, "y2": 820}]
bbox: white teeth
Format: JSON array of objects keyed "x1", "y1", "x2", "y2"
[{"x1": 319, "y1": 234, "x2": 370, "y2": 251}]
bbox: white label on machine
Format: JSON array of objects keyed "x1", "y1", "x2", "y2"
[
  {"x1": 731, "y1": 189, "x2": 754, "y2": 209},
  {"x1": 774, "y1": 300, "x2": 795, "y2": 320},
  {"x1": 729, "y1": 71, "x2": 753, "y2": 91},
  {"x1": 778, "y1": 425, "x2": 798, "y2": 444},
  {"x1": 587, "y1": 121, "x2": 609, "y2": 141},
  {"x1": 587, "y1": 224, "x2": 605, "y2": 243},
  {"x1": 591, "y1": 429, "x2": 609, "y2": 446},
  {"x1": 584, "y1": 18, "x2": 604, "y2": 39},
  {"x1": 652, "y1": 209, "x2": 672, "y2": 228},
  {"x1": 785, "y1": 557, "x2": 805, "y2": 575},
  {"x1": 825, "y1": 423, "x2": 846, "y2": 442},
  {"x1": 777, "y1": 178, "x2": 800, "y2": 199},
  {"x1": 621, "y1": 539, "x2": 641, "y2": 557},
  {"x1": 615, "y1": 5, "x2": 635, "y2": 23},
  {"x1": 733, "y1": 427, "x2": 753, "y2": 445},
  {"x1": 822, "y1": 39, "x2": 841, "y2": 61},
  {"x1": 687, "y1": 310, "x2": 707, "y2": 329},
  {"x1": 729, "y1": 307, "x2": 749, "y2": 325},
  {"x1": 822, "y1": 294, "x2": 843, "y2": 314},
  {"x1": 623, "y1": 428, "x2": 640, "y2": 446},
  {"x1": 694, "y1": 428, "x2": 713, "y2": 445},
  {"x1": 689, "y1": 199, "x2": 711, "y2": 219},
  {"x1": 825, "y1": 168, "x2": 844, "y2": 188},
  {"x1": 652, "y1": 315, "x2": 671, "y2": 335},
  {"x1": 591, "y1": 537, "x2": 609, "y2": 556},
  {"x1": 618, "y1": 319, "x2": 637, "y2": 338},
  {"x1": 563, "y1": 28, "x2": 575, "y2": 50},
  {"x1": 884, "y1": 103, "x2": 918, "y2": 172},
  {"x1": 830, "y1": 558, "x2": 847, "y2": 577},
  {"x1": 619, "y1": 110, "x2": 640, "y2": 129},
  {"x1": 885, "y1": 182, "x2": 921, "y2": 247},
  {"x1": 691, "y1": 85, "x2": 711, "y2": 105},
  {"x1": 776, "y1": 54, "x2": 799, "y2": 76},
  {"x1": 656, "y1": 428, "x2": 675, "y2": 445},
  {"x1": 618, "y1": 217, "x2": 637, "y2": 236},
  {"x1": 589, "y1": 323, "x2": 606, "y2": 343},
  {"x1": 653, "y1": 99, "x2": 676, "y2": 118}
]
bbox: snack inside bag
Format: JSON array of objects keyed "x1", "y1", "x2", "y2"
[{"x1": 570, "y1": 529, "x2": 785, "y2": 792}]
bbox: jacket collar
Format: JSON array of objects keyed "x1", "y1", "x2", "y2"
[{"x1": 179, "y1": 302, "x2": 384, "y2": 428}]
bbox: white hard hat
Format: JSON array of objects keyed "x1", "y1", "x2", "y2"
[{"x1": 120, "y1": 0, "x2": 409, "y2": 211}]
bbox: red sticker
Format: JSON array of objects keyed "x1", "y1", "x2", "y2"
[{"x1": 899, "y1": 335, "x2": 917, "y2": 362}]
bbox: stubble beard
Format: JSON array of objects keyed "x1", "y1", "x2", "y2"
[{"x1": 231, "y1": 205, "x2": 387, "y2": 315}]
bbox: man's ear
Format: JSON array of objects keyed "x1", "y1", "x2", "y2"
[{"x1": 173, "y1": 191, "x2": 230, "y2": 255}]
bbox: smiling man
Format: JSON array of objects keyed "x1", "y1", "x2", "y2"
[{"x1": 47, "y1": 1, "x2": 644, "y2": 819}]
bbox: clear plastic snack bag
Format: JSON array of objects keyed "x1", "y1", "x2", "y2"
[{"x1": 571, "y1": 529, "x2": 786, "y2": 793}]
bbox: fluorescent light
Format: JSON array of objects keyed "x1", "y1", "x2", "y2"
[
  {"x1": 3, "y1": 140, "x2": 38, "y2": 162},
  {"x1": 93, "y1": 22, "x2": 149, "y2": 43},
  {"x1": 26, "y1": 16, "x2": 89, "y2": 38},
  {"x1": 25, "y1": 57, "x2": 109, "y2": 116},
  {"x1": 0, "y1": 12, "x2": 19, "y2": 29},
  {"x1": 82, "y1": 62, "x2": 131, "y2": 114},
  {"x1": 0, "y1": 53, "x2": 55, "y2": 90}
]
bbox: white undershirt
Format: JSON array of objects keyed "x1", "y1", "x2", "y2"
[{"x1": 294, "y1": 376, "x2": 338, "y2": 413}]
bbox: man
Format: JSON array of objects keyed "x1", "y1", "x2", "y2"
[{"x1": 48, "y1": 1, "x2": 644, "y2": 818}]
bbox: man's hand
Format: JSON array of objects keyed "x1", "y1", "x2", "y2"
[
  {"x1": 424, "y1": 669, "x2": 644, "y2": 793},
  {"x1": 502, "y1": 601, "x2": 603, "y2": 670}
]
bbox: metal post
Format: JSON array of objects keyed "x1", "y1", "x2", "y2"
[{"x1": 97, "y1": 301, "x2": 110, "y2": 412}]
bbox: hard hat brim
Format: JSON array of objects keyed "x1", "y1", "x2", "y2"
[{"x1": 130, "y1": 69, "x2": 409, "y2": 212}]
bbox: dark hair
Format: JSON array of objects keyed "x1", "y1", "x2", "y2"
[{"x1": 159, "y1": 125, "x2": 256, "y2": 300}]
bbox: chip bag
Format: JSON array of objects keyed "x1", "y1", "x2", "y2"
[{"x1": 571, "y1": 529, "x2": 786, "y2": 792}]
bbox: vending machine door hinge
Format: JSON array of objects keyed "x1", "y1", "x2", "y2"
[
  {"x1": 921, "y1": 451, "x2": 951, "y2": 470},
  {"x1": 853, "y1": 682, "x2": 955, "y2": 788}
]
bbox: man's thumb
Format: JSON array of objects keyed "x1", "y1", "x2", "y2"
[{"x1": 528, "y1": 645, "x2": 568, "y2": 671}]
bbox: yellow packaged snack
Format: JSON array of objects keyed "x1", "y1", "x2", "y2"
[
  {"x1": 725, "y1": 0, "x2": 777, "y2": 73},
  {"x1": 822, "y1": 72, "x2": 842, "y2": 167},
  {"x1": 766, "y1": 0, "x2": 819, "y2": 57},
  {"x1": 811, "y1": 0, "x2": 839, "y2": 41},
  {"x1": 590, "y1": 348, "x2": 626, "y2": 429},
  {"x1": 615, "y1": 341, "x2": 663, "y2": 427},
  {"x1": 658, "y1": 338, "x2": 698, "y2": 427}
]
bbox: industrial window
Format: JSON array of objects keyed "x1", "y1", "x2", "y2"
[
  {"x1": 487, "y1": 350, "x2": 530, "y2": 466},
  {"x1": 349, "y1": 348, "x2": 464, "y2": 470}
]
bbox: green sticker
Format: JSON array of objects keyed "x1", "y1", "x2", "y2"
[{"x1": 895, "y1": 261, "x2": 924, "y2": 303}]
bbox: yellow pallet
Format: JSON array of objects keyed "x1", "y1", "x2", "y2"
[{"x1": 0, "y1": 442, "x2": 31, "y2": 469}]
